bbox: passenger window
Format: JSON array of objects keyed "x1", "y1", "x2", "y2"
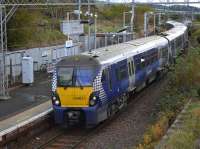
[
  {"x1": 116, "y1": 64, "x2": 127, "y2": 80},
  {"x1": 136, "y1": 62, "x2": 141, "y2": 71}
]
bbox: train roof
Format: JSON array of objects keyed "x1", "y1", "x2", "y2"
[
  {"x1": 82, "y1": 35, "x2": 167, "y2": 66},
  {"x1": 81, "y1": 21, "x2": 187, "y2": 67},
  {"x1": 163, "y1": 20, "x2": 187, "y2": 41},
  {"x1": 60, "y1": 21, "x2": 187, "y2": 68},
  {"x1": 56, "y1": 55, "x2": 100, "y2": 67}
]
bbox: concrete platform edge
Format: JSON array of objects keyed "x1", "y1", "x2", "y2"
[{"x1": 0, "y1": 107, "x2": 53, "y2": 142}]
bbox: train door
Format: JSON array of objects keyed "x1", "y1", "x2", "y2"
[
  {"x1": 159, "y1": 44, "x2": 169, "y2": 68},
  {"x1": 127, "y1": 57, "x2": 135, "y2": 91}
]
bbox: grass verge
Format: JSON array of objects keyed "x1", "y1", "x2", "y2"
[
  {"x1": 135, "y1": 46, "x2": 200, "y2": 149},
  {"x1": 159, "y1": 100, "x2": 200, "y2": 149}
]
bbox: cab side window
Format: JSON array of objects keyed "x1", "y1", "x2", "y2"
[
  {"x1": 101, "y1": 69, "x2": 106, "y2": 83},
  {"x1": 101, "y1": 68, "x2": 112, "y2": 91}
]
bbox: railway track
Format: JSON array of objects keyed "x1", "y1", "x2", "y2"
[
  {"x1": 32, "y1": 74, "x2": 167, "y2": 149},
  {"x1": 37, "y1": 128, "x2": 88, "y2": 149}
]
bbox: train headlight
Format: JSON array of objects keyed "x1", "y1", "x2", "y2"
[
  {"x1": 55, "y1": 100, "x2": 60, "y2": 105},
  {"x1": 52, "y1": 92, "x2": 61, "y2": 106},
  {"x1": 92, "y1": 96, "x2": 97, "y2": 100},
  {"x1": 52, "y1": 96, "x2": 56, "y2": 101},
  {"x1": 89, "y1": 99, "x2": 96, "y2": 106},
  {"x1": 89, "y1": 93, "x2": 98, "y2": 106}
]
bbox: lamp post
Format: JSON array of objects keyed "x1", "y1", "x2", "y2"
[
  {"x1": 87, "y1": 0, "x2": 91, "y2": 52},
  {"x1": 94, "y1": 13, "x2": 98, "y2": 49},
  {"x1": 131, "y1": 0, "x2": 135, "y2": 32},
  {"x1": 84, "y1": 10, "x2": 94, "y2": 52},
  {"x1": 78, "y1": 0, "x2": 81, "y2": 20}
]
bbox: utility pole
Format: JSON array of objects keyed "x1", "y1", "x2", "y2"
[
  {"x1": 144, "y1": 12, "x2": 148, "y2": 37},
  {"x1": 154, "y1": 13, "x2": 156, "y2": 34},
  {"x1": 94, "y1": 13, "x2": 97, "y2": 49},
  {"x1": 88, "y1": 0, "x2": 91, "y2": 52},
  {"x1": 78, "y1": 0, "x2": 81, "y2": 20},
  {"x1": 0, "y1": 6, "x2": 9, "y2": 100},
  {"x1": 158, "y1": 13, "x2": 161, "y2": 33},
  {"x1": 167, "y1": 0, "x2": 170, "y2": 20},
  {"x1": 123, "y1": 12, "x2": 125, "y2": 28},
  {"x1": 130, "y1": 0, "x2": 135, "y2": 32}
]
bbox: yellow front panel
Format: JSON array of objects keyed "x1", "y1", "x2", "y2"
[{"x1": 57, "y1": 87, "x2": 93, "y2": 107}]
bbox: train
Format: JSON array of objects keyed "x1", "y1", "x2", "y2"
[{"x1": 51, "y1": 20, "x2": 188, "y2": 127}]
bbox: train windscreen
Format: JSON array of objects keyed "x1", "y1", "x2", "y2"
[{"x1": 57, "y1": 67, "x2": 96, "y2": 87}]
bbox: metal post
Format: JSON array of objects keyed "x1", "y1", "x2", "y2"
[
  {"x1": 167, "y1": 0, "x2": 170, "y2": 20},
  {"x1": 123, "y1": 12, "x2": 125, "y2": 28},
  {"x1": 144, "y1": 12, "x2": 148, "y2": 37},
  {"x1": 0, "y1": 6, "x2": 9, "y2": 100},
  {"x1": 67, "y1": 12, "x2": 69, "y2": 21},
  {"x1": 105, "y1": 34, "x2": 107, "y2": 47},
  {"x1": 88, "y1": 0, "x2": 91, "y2": 52},
  {"x1": 130, "y1": 0, "x2": 135, "y2": 32},
  {"x1": 154, "y1": 13, "x2": 156, "y2": 34},
  {"x1": 78, "y1": 0, "x2": 81, "y2": 20},
  {"x1": 118, "y1": 34, "x2": 120, "y2": 44},
  {"x1": 94, "y1": 13, "x2": 97, "y2": 49},
  {"x1": 158, "y1": 13, "x2": 161, "y2": 33}
]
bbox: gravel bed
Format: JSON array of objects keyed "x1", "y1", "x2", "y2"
[
  {"x1": 21, "y1": 78, "x2": 167, "y2": 149},
  {"x1": 77, "y1": 79, "x2": 168, "y2": 149}
]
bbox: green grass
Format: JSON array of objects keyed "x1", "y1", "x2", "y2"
[
  {"x1": 7, "y1": 8, "x2": 67, "y2": 50},
  {"x1": 7, "y1": 5, "x2": 154, "y2": 49},
  {"x1": 187, "y1": 102, "x2": 200, "y2": 111},
  {"x1": 135, "y1": 45, "x2": 200, "y2": 149},
  {"x1": 159, "y1": 101, "x2": 200, "y2": 149},
  {"x1": 96, "y1": 4, "x2": 154, "y2": 33},
  {"x1": 165, "y1": 131, "x2": 195, "y2": 149}
]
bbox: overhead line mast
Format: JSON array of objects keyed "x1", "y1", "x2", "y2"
[{"x1": 130, "y1": 0, "x2": 135, "y2": 32}]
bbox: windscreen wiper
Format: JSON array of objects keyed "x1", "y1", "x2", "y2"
[{"x1": 76, "y1": 78, "x2": 84, "y2": 89}]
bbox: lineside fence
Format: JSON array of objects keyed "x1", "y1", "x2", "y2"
[
  {"x1": 3, "y1": 44, "x2": 79, "y2": 87},
  {"x1": 3, "y1": 32, "x2": 134, "y2": 88}
]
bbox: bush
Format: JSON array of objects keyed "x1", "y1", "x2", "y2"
[
  {"x1": 197, "y1": 87, "x2": 200, "y2": 97},
  {"x1": 172, "y1": 47, "x2": 200, "y2": 95},
  {"x1": 7, "y1": 9, "x2": 66, "y2": 50}
]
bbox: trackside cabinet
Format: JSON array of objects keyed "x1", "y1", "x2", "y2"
[{"x1": 22, "y1": 56, "x2": 34, "y2": 84}]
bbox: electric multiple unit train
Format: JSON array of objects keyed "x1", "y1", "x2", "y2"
[{"x1": 51, "y1": 21, "x2": 188, "y2": 127}]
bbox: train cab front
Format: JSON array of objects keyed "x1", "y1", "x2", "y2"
[{"x1": 51, "y1": 55, "x2": 101, "y2": 127}]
